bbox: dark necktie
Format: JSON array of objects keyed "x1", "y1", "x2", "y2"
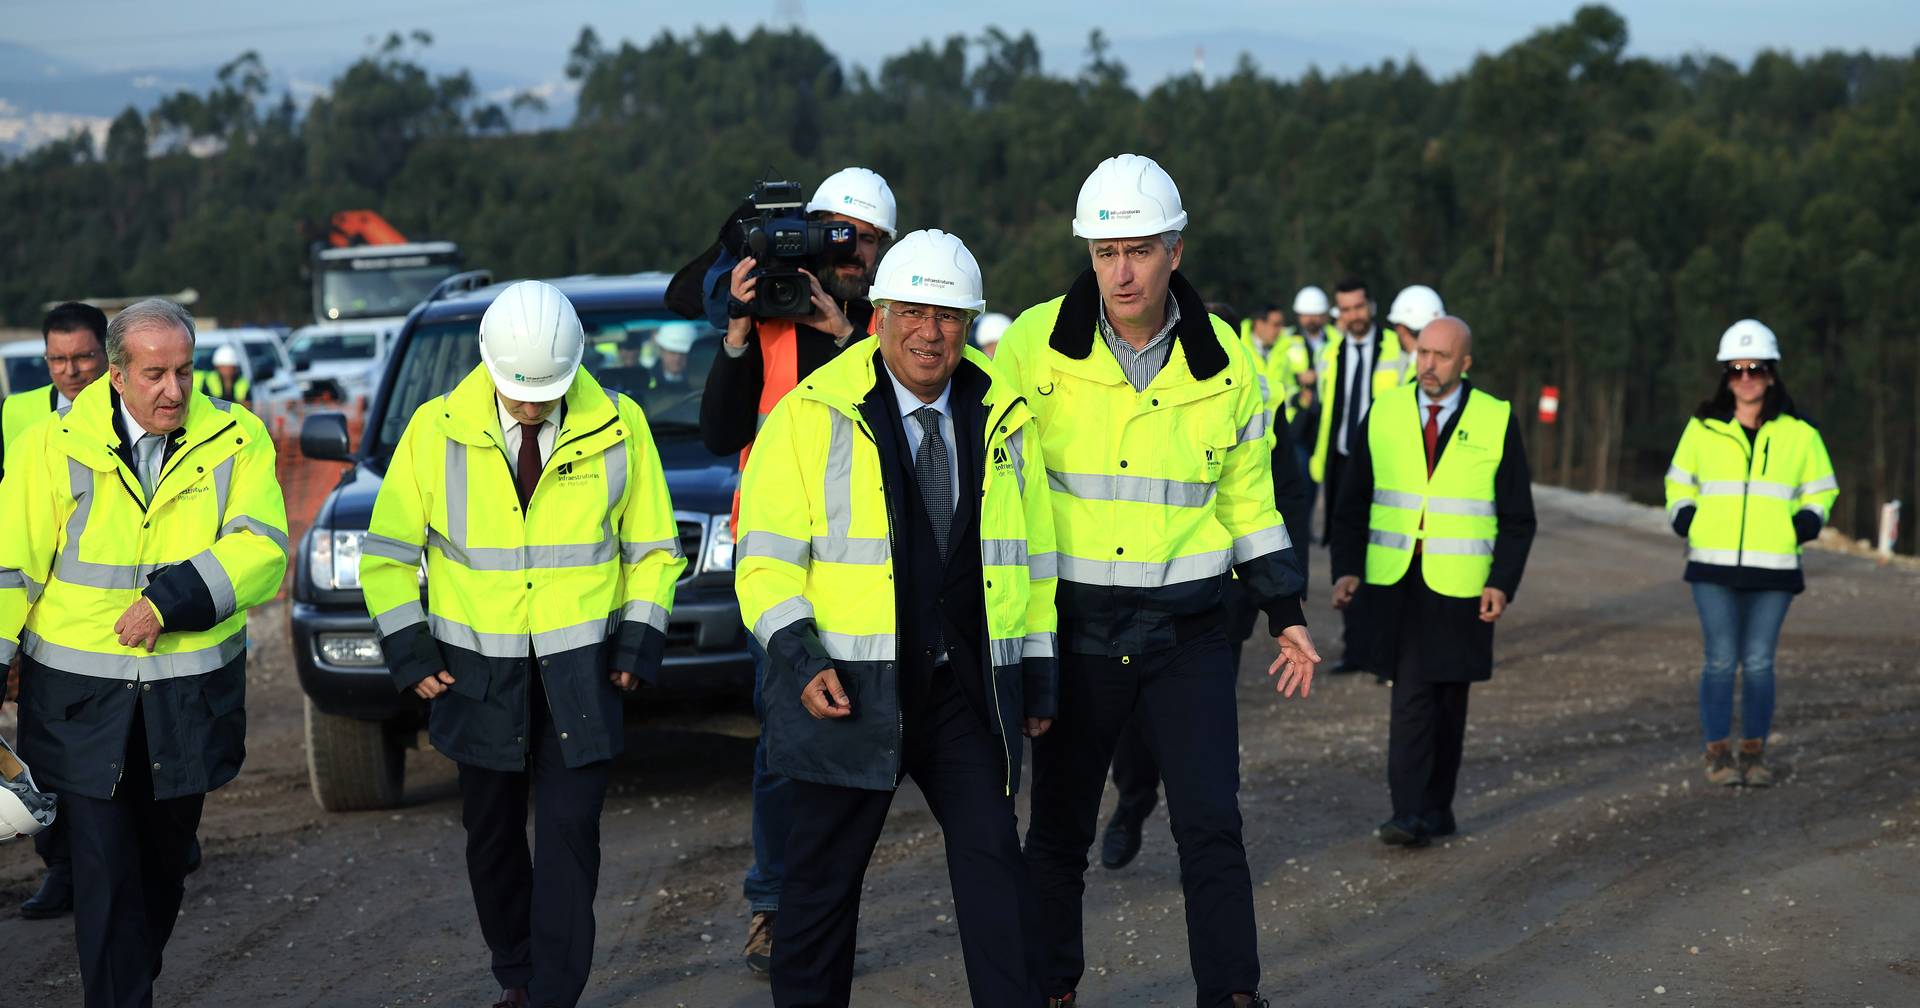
[
  {"x1": 517, "y1": 422, "x2": 542, "y2": 511},
  {"x1": 913, "y1": 407, "x2": 952, "y2": 561},
  {"x1": 1423, "y1": 403, "x2": 1442, "y2": 476},
  {"x1": 1344, "y1": 342, "x2": 1370, "y2": 454}
]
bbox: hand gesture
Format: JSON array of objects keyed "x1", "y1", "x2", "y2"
[
  {"x1": 1267, "y1": 623, "x2": 1322, "y2": 698},
  {"x1": 801, "y1": 667, "x2": 852, "y2": 719},
  {"x1": 114, "y1": 599, "x2": 164, "y2": 653}
]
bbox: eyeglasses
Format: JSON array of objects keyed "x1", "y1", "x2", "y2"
[
  {"x1": 45, "y1": 351, "x2": 102, "y2": 368},
  {"x1": 889, "y1": 306, "x2": 969, "y2": 332},
  {"x1": 1723, "y1": 362, "x2": 1773, "y2": 378}
]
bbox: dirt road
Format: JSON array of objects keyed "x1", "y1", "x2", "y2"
[{"x1": 3, "y1": 489, "x2": 1917, "y2": 1007}]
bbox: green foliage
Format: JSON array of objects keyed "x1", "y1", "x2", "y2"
[{"x1": 0, "y1": 8, "x2": 1916, "y2": 545}]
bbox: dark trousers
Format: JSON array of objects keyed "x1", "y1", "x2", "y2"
[
  {"x1": 1388, "y1": 670, "x2": 1472, "y2": 822},
  {"x1": 34, "y1": 803, "x2": 69, "y2": 868},
  {"x1": 457, "y1": 674, "x2": 611, "y2": 1008},
  {"x1": 1025, "y1": 631, "x2": 1259, "y2": 1006},
  {"x1": 1110, "y1": 585, "x2": 1256, "y2": 823},
  {"x1": 66, "y1": 707, "x2": 205, "y2": 1008},
  {"x1": 1324, "y1": 451, "x2": 1372, "y2": 668},
  {"x1": 772, "y1": 671, "x2": 1038, "y2": 1008}
]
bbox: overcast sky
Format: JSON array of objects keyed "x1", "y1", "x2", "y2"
[{"x1": 6, "y1": 0, "x2": 1916, "y2": 86}]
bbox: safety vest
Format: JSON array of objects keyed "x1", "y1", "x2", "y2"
[
  {"x1": 1663, "y1": 413, "x2": 1838, "y2": 573},
  {"x1": 1239, "y1": 324, "x2": 1310, "y2": 426},
  {"x1": 361, "y1": 364, "x2": 685, "y2": 769},
  {"x1": 1310, "y1": 330, "x2": 1406, "y2": 483},
  {"x1": 196, "y1": 371, "x2": 250, "y2": 403},
  {"x1": 734, "y1": 338, "x2": 1056, "y2": 793},
  {"x1": 1, "y1": 384, "x2": 59, "y2": 473},
  {"x1": 993, "y1": 286, "x2": 1297, "y2": 630},
  {"x1": 1364, "y1": 385, "x2": 1509, "y2": 597},
  {"x1": 0, "y1": 378, "x2": 288, "y2": 679}
]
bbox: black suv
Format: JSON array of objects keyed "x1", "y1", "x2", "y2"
[{"x1": 292, "y1": 272, "x2": 751, "y2": 810}]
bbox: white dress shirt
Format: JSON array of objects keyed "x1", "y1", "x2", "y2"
[
  {"x1": 497, "y1": 400, "x2": 561, "y2": 479},
  {"x1": 119, "y1": 397, "x2": 167, "y2": 497},
  {"x1": 883, "y1": 364, "x2": 960, "y2": 513},
  {"x1": 1418, "y1": 382, "x2": 1465, "y2": 435},
  {"x1": 1337, "y1": 328, "x2": 1378, "y2": 456}
]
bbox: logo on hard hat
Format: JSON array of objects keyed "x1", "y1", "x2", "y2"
[
  {"x1": 1097, "y1": 209, "x2": 1140, "y2": 222},
  {"x1": 910, "y1": 274, "x2": 955, "y2": 289},
  {"x1": 1741, "y1": 334, "x2": 1753, "y2": 345}
]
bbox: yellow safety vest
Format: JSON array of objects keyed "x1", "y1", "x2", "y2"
[
  {"x1": 1663, "y1": 414, "x2": 1838, "y2": 573},
  {"x1": 1364, "y1": 385, "x2": 1509, "y2": 597},
  {"x1": 1310, "y1": 330, "x2": 1407, "y2": 483},
  {"x1": 1239, "y1": 324, "x2": 1310, "y2": 425},
  {"x1": 361, "y1": 364, "x2": 684, "y2": 769},
  {"x1": 196, "y1": 371, "x2": 251, "y2": 403},
  {"x1": 734, "y1": 338, "x2": 1057, "y2": 793}
]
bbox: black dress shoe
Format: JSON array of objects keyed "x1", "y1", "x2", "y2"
[
  {"x1": 1100, "y1": 809, "x2": 1145, "y2": 870},
  {"x1": 20, "y1": 863, "x2": 73, "y2": 919},
  {"x1": 1045, "y1": 992, "x2": 1076, "y2": 1008},
  {"x1": 1377, "y1": 817, "x2": 1432, "y2": 848},
  {"x1": 1330, "y1": 658, "x2": 1368, "y2": 675},
  {"x1": 1423, "y1": 809, "x2": 1457, "y2": 838}
]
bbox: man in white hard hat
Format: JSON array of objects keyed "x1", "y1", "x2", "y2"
[
  {"x1": 973, "y1": 311, "x2": 1013, "y2": 356},
  {"x1": 198, "y1": 342, "x2": 251, "y2": 405},
  {"x1": 649, "y1": 319, "x2": 699, "y2": 387},
  {"x1": 699, "y1": 165, "x2": 899, "y2": 973},
  {"x1": 1286, "y1": 285, "x2": 1331, "y2": 493},
  {"x1": 1386, "y1": 284, "x2": 1445, "y2": 382},
  {"x1": 996, "y1": 153, "x2": 1318, "y2": 1008},
  {"x1": 0, "y1": 297, "x2": 288, "y2": 1008},
  {"x1": 362, "y1": 280, "x2": 685, "y2": 1008},
  {"x1": 735, "y1": 230, "x2": 1057, "y2": 1006}
]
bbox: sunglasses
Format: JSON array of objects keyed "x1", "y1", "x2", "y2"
[{"x1": 1724, "y1": 363, "x2": 1772, "y2": 378}]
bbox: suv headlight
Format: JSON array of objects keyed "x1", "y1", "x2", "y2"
[
  {"x1": 702, "y1": 515, "x2": 736, "y2": 573},
  {"x1": 309, "y1": 529, "x2": 366, "y2": 590}
]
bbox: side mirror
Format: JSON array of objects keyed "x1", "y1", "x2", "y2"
[{"x1": 300, "y1": 411, "x2": 353, "y2": 462}]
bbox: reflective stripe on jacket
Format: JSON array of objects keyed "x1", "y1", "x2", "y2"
[
  {"x1": 1664, "y1": 413, "x2": 1837, "y2": 574},
  {"x1": 0, "y1": 379, "x2": 288, "y2": 798},
  {"x1": 1364, "y1": 385, "x2": 1509, "y2": 597},
  {"x1": 734, "y1": 339, "x2": 1058, "y2": 793},
  {"x1": 362, "y1": 364, "x2": 684, "y2": 771}
]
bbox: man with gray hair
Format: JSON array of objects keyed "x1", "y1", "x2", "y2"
[
  {"x1": 0, "y1": 297, "x2": 289, "y2": 1007},
  {"x1": 996, "y1": 154, "x2": 1318, "y2": 1008}
]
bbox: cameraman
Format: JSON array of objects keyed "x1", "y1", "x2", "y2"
[
  {"x1": 696, "y1": 165, "x2": 896, "y2": 977},
  {"x1": 700, "y1": 167, "x2": 895, "y2": 461}
]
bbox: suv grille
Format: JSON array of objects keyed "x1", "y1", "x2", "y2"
[{"x1": 676, "y1": 516, "x2": 704, "y2": 581}]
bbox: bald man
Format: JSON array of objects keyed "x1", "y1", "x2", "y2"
[{"x1": 1329, "y1": 317, "x2": 1535, "y2": 848}]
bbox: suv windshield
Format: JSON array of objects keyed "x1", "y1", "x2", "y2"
[
  {"x1": 373, "y1": 309, "x2": 717, "y2": 466},
  {"x1": 322, "y1": 265, "x2": 458, "y2": 321},
  {"x1": 290, "y1": 327, "x2": 383, "y2": 362}
]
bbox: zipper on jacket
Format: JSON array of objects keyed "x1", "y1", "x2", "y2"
[
  {"x1": 981, "y1": 397, "x2": 1024, "y2": 797},
  {"x1": 851, "y1": 416, "x2": 906, "y2": 788},
  {"x1": 1711, "y1": 423, "x2": 1755, "y2": 568}
]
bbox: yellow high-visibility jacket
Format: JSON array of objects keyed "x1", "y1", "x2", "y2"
[
  {"x1": 1310, "y1": 329, "x2": 1407, "y2": 484},
  {"x1": 2, "y1": 383, "x2": 61, "y2": 478},
  {"x1": 995, "y1": 270, "x2": 1305, "y2": 656},
  {"x1": 1664, "y1": 410, "x2": 1837, "y2": 590},
  {"x1": 362, "y1": 364, "x2": 684, "y2": 771},
  {"x1": 735, "y1": 338, "x2": 1057, "y2": 793},
  {"x1": 1363, "y1": 384, "x2": 1510, "y2": 597},
  {"x1": 0, "y1": 379, "x2": 288, "y2": 799}
]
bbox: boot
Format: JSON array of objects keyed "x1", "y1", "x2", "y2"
[
  {"x1": 743, "y1": 910, "x2": 775, "y2": 976},
  {"x1": 1703, "y1": 741, "x2": 1739, "y2": 786},
  {"x1": 20, "y1": 862, "x2": 73, "y2": 919},
  {"x1": 1737, "y1": 739, "x2": 1773, "y2": 787}
]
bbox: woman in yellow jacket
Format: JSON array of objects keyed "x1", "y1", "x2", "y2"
[{"x1": 1664, "y1": 320, "x2": 1837, "y2": 788}]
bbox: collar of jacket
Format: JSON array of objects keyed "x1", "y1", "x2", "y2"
[
  {"x1": 57, "y1": 377, "x2": 229, "y2": 473},
  {"x1": 792, "y1": 336, "x2": 1012, "y2": 425},
  {"x1": 1045, "y1": 268, "x2": 1228, "y2": 382},
  {"x1": 437, "y1": 364, "x2": 618, "y2": 448}
]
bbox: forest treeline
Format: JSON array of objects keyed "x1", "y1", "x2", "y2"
[{"x1": 2, "y1": 8, "x2": 1915, "y2": 545}]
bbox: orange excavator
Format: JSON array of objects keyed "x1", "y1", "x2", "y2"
[{"x1": 309, "y1": 210, "x2": 463, "y2": 322}]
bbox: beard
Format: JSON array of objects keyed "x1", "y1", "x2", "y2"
[{"x1": 821, "y1": 261, "x2": 875, "y2": 302}]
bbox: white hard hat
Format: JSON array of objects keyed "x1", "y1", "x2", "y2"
[
  {"x1": 1072, "y1": 153, "x2": 1189, "y2": 240},
  {"x1": 1292, "y1": 286, "x2": 1330, "y2": 315},
  {"x1": 212, "y1": 344, "x2": 243, "y2": 368},
  {"x1": 0, "y1": 735, "x2": 55, "y2": 841},
  {"x1": 1386, "y1": 285, "x2": 1445, "y2": 331},
  {"x1": 653, "y1": 320, "x2": 699, "y2": 354},
  {"x1": 479, "y1": 280, "x2": 584, "y2": 402},
  {"x1": 807, "y1": 167, "x2": 897, "y2": 237},
  {"x1": 869, "y1": 229, "x2": 986, "y2": 314},
  {"x1": 973, "y1": 312, "x2": 1013, "y2": 348},
  {"x1": 1716, "y1": 319, "x2": 1780, "y2": 362}
]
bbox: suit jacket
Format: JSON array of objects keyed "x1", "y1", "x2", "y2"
[{"x1": 1330, "y1": 380, "x2": 1536, "y2": 681}]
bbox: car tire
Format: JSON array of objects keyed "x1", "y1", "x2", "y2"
[{"x1": 304, "y1": 697, "x2": 407, "y2": 811}]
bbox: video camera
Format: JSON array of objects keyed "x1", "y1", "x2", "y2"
[{"x1": 731, "y1": 180, "x2": 859, "y2": 318}]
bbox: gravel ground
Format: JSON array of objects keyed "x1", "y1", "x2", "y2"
[{"x1": 2, "y1": 488, "x2": 1917, "y2": 1007}]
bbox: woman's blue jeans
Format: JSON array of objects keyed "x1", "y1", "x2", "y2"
[{"x1": 1690, "y1": 582, "x2": 1793, "y2": 746}]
